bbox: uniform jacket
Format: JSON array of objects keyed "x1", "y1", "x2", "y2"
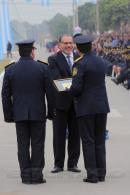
[
  {"x1": 1, "y1": 57, "x2": 54, "y2": 122},
  {"x1": 70, "y1": 52, "x2": 110, "y2": 117},
  {"x1": 48, "y1": 51, "x2": 79, "y2": 110}
]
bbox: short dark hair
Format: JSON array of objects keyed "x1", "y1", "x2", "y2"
[
  {"x1": 19, "y1": 47, "x2": 32, "y2": 57},
  {"x1": 76, "y1": 42, "x2": 92, "y2": 53},
  {"x1": 58, "y1": 34, "x2": 72, "y2": 43}
]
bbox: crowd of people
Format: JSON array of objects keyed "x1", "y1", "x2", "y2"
[
  {"x1": 45, "y1": 40, "x2": 60, "y2": 53},
  {"x1": 91, "y1": 31, "x2": 130, "y2": 89}
]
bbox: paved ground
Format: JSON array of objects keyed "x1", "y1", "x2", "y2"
[{"x1": 0, "y1": 51, "x2": 130, "y2": 194}]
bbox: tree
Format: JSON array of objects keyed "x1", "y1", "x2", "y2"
[
  {"x1": 48, "y1": 14, "x2": 73, "y2": 39},
  {"x1": 47, "y1": 0, "x2": 130, "y2": 38},
  {"x1": 78, "y1": 3, "x2": 96, "y2": 32},
  {"x1": 99, "y1": 0, "x2": 130, "y2": 31}
]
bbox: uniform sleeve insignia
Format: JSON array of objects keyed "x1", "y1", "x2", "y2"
[
  {"x1": 72, "y1": 67, "x2": 78, "y2": 76},
  {"x1": 74, "y1": 55, "x2": 83, "y2": 63}
]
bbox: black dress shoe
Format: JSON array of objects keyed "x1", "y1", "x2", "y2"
[
  {"x1": 98, "y1": 177, "x2": 105, "y2": 182},
  {"x1": 83, "y1": 178, "x2": 98, "y2": 183},
  {"x1": 22, "y1": 180, "x2": 31, "y2": 185},
  {"x1": 111, "y1": 78, "x2": 119, "y2": 85},
  {"x1": 31, "y1": 178, "x2": 46, "y2": 184},
  {"x1": 68, "y1": 166, "x2": 81, "y2": 173},
  {"x1": 123, "y1": 83, "x2": 129, "y2": 90},
  {"x1": 51, "y1": 167, "x2": 63, "y2": 173}
]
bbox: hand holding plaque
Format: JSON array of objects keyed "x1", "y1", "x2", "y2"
[{"x1": 53, "y1": 78, "x2": 72, "y2": 92}]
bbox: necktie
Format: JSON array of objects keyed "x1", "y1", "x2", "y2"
[{"x1": 66, "y1": 55, "x2": 72, "y2": 71}]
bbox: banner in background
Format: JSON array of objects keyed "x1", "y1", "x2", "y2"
[
  {"x1": 26, "y1": 0, "x2": 50, "y2": 6},
  {"x1": 41, "y1": 0, "x2": 50, "y2": 6}
]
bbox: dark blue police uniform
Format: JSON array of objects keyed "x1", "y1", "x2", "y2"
[
  {"x1": 1, "y1": 40, "x2": 54, "y2": 184},
  {"x1": 70, "y1": 35, "x2": 110, "y2": 183}
]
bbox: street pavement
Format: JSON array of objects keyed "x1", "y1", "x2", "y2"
[{"x1": 0, "y1": 50, "x2": 130, "y2": 195}]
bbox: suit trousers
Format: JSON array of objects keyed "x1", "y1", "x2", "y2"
[
  {"x1": 78, "y1": 114, "x2": 107, "y2": 179},
  {"x1": 16, "y1": 121, "x2": 46, "y2": 182},
  {"x1": 53, "y1": 104, "x2": 80, "y2": 168}
]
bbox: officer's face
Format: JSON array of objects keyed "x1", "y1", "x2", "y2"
[{"x1": 60, "y1": 36, "x2": 74, "y2": 55}]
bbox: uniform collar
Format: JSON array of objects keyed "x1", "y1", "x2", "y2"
[{"x1": 19, "y1": 56, "x2": 33, "y2": 60}]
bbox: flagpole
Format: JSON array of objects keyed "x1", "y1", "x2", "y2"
[
  {"x1": 1, "y1": 0, "x2": 7, "y2": 55},
  {"x1": 75, "y1": 1, "x2": 79, "y2": 27},
  {"x1": 0, "y1": 1, "x2": 4, "y2": 59},
  {"x1": 72, "y1": 0, "x2": 79, "y2": 30},
  {"x1": 96, "y1": 0, "x2": 100, "y2": 34}
]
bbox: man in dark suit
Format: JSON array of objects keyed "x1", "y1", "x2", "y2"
[
  {"x1": 48, "y1": 34, "x2": 80, "y2": 173},
  {"x1": 70, "y1": 35, "x2": 110, "y2": 183},
  {"x1": 1, "y1": 40, "x2": 54, "y2": 184}
]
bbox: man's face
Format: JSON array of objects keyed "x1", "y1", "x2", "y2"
[{"x1": 59, "y1": 35, "x2": 74, "y2": 55}]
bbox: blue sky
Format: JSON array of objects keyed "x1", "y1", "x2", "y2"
[{"x1": 8, "y1": 0, "x2": 96, "y2": 24}]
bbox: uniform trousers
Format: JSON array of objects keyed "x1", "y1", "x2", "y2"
[
  {"x1": 16, "y1": 121, "x2": 45, "y2": 182},
  {"x1": 53, "y1": 105, "x2": 80, "y2": 168},
  {"x1": 78, "y1": 114, "x2": 107, "y2": 179}
]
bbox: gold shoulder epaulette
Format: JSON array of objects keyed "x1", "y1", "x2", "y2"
[
  {"x1": 74, "y1": 55, "x2": 83, "y2": 63},
  {"x1": 5, "y1": 61, "x2": 15, "y2": 69},
  {"x1": 37, "y1": 60, "x2": 48, "y2": 66}
]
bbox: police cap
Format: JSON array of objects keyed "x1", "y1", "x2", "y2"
[
  {"x1": 16, "y1": 39, "x2": 36, "y2": 49},
  {"x1": 73, "y1": 32, "x2": 82, "y2": 39},
  {"x1": 74, "y1": 35, "x2": 93, "y2": 45}
]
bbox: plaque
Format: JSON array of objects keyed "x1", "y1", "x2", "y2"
[{"x1": 53, "y1": 78, "x2": 72, "y2": 92}]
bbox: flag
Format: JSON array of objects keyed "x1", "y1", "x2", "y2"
[
  {"x1": 0, "y1": 9, "x2": 3, "y2": 59},
  {"x1": 0, "y1": 0, "x2": 12, "y2": 59},
  {"x1": 41, "y1": 0, "x2": 50, "y2": 6},
  {"x1": 3, "y1": 0, "x2": 12, "y2": 44},
  {"x1": 73, "y1": 0, "x2": 80, "y2": 5},
  {"x1": 26, "y1": 0, "x2": 32, "y2": 2}
]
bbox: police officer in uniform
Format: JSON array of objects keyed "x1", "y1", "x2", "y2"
[
  {"x1": 70, "y1": 35, "x2": 110, "y2": 183},
  {"x1": 1, "y1": 40, "x2": 54, "y2": 184}
]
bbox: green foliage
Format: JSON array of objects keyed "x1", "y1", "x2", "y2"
[
  {"x1": 78, "y1": 0, "x2": 130, "y2": 32},
  {"x1": 48, "y1": 14, "x2": 73, "y2": 39},
  {"x1": 99, "y1": 0, "x2": 130, "y2": 31},
  {"x1": 78, "y1": 3, "x2": 96, "y2": 32},
  {"x1": 48, "y1": 0, "x2": 130, "y2": 38}
]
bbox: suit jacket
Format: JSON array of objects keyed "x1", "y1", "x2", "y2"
[
  {"x1": 70, "y1": 52, "x2": 110, "y2": 117},
  {"x1": 1, "y1": 57, "x2": 54, "y2": 122},
  {"x1": 48, "y1": 51, "x2": 78, "y2": 110}
]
